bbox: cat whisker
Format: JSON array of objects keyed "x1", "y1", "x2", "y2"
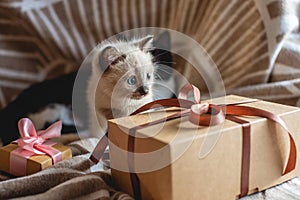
[
  {"x1": 155, "y1": 68, "x2": 174, "y2": 75},
  {"x1": 152, "y1": 51, "x2": 170, "y2": 58},
  {"x1": 156, "y1": 61, "x2": 177, "y2": 64},
  {"x1": 151, "y1": 88, "x2": 177, "y2": 99},
  {"x1": 152, "y1": 88, "x2": 167, "y2": 93},
  {"x1": 153, "y1": 73, "x2": 163, "y2": 80},
  {"x1": 153, "y1": 61, "x2": 177, "y2": 69}
]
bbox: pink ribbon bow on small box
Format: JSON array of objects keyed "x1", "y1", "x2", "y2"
[{"x1": 10, "y1": 118, "x2": 63, "y2": 176}]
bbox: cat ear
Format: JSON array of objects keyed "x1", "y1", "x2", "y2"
[
  {"x1": 96, "y1": 46, "x2": 120, "y2": 72},
  {"x1": 154, "y1": 31, "x2": 171, "y2": 51},
  {"x1": 133, "y1": 35, "x2": 154, "y2": 52}
]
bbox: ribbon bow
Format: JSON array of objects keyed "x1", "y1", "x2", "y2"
[{"x1": 15, "y1": 118, "x2": 63, "y2": 162}]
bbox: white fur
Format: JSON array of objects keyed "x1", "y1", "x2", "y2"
[{"x1": 27, "y1": 104, "x2": 74, "y2": 130}]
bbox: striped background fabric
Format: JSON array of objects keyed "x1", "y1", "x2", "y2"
[
  {"x1": 0, "y1": 0, "x2": 299, "y2": 108},
  {"x1": 230, "y1": 33, "x2": 300, "y2": 106}
]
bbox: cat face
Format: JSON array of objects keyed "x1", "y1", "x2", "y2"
[
  {"x1": 107, "y1": 48, "x2": 155, "y2": 100},
  {"x1": 93, "y1": 35, "x2": 155, "y2": 102}
]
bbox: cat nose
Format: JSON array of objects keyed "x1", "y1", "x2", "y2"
[{"x1": 137, "y1": 86, "x2": 149, "y2": 95}]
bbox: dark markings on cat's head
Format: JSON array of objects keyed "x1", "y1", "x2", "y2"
[
  {"x1": 131, "y1": 85, "x2": 150, "y2": 99},
  {"x1": 98, "y1": 46, "x2": 126, "y2": 72},
  {"x1": 97, "y1": 35, "x2": 154, "y2": 72},
  {"x1": 110, "y1": 54, "x2": 127, "y2": 66}
]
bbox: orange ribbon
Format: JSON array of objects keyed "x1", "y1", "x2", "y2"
[{"x1": 90, "y1": 84, "x2": 297, "y2": 199}]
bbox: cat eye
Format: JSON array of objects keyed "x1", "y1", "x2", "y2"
[
  {"x1": 146, "y1": 73, "x2": 151, "y2": 79},
  {"x1": 127, "y1": 76, "x2": 136, "y2": 85}
]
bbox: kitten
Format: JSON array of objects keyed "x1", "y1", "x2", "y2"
[{"x1": 87, "y1": 35, "x2": 155, "y2": 137}]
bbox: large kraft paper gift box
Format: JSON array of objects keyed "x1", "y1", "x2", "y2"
[
  {"x1": 0, "y1": 118, "x2": 72, "y2": 176},
  {"x1": 108, "y1": 95, "x2": 300, "y2": 200}
]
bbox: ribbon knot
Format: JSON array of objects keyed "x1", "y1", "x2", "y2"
[
  {"x1": 16, "y1": 118, "x2": 62, "y2": 155},
  {"x1": 169, "y1": 84, "x2": 226, "y2": 126}
]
